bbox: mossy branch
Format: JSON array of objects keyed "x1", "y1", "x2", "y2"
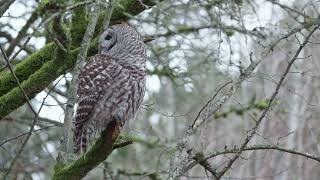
[
  {"x1": 0, "y1": 42, "x2": 97, "y2": 120},
  {"x1": 52, "y1": 131, "x2": 162, "y2": 179},
  {"x1": 0, "y1": 43, "x2": 56, "y2": 97},
  {"x1": 52, "y1": 124, "x2": 120, "y2": 180}
]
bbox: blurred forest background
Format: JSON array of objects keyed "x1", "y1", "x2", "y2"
[{"x1": 1, "y1": 0, "x2": 320, "y2": 179}]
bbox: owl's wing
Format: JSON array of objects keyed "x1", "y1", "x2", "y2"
[{"x1": 74, "y1": 54, "x2": 119, "y2": 154}]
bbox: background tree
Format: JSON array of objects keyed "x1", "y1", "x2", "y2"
[{"x1": 0, "y1": 0, "x2": 320, "y2": 179}]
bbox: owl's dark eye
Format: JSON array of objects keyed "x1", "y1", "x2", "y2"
[{"x1": 105, "y1": 34, "x2": 112, "y2": 40}]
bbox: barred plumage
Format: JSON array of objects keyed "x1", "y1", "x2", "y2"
[{"x1": 74, "y1": 24, "x2": 146, "y2": 154}]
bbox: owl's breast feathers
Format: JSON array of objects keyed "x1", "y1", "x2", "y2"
[{"x1": 74, "y1": 54, "x2": 146, "y2": 154}]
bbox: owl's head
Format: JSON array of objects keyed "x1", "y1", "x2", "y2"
[{"x1": 98, "y1": 24, "x2": 146, "y2": 58}]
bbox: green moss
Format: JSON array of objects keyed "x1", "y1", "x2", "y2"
[
  {"x1": 1, "y1": 56, "x2": 53, "y2": 119},
  {"x1": 70, "y1": 0, "x2": 88, "y2": 48},
  {"x1": 194, "y1": 152, "x2": 205, "y2": 161},
  {"x1": 52, "y1": 127, "x2": 116, "y2": 180},
  {"x1": 225, "y1": 29, "x2": 234, "y2": 37},
  {"x1": 234, "y1": 0, "x2": 243, "y2": 5},
  {"x1": 148, "y1": 173, "x2": 162, "y2": 180},
  {"x1": 279, "y1": 109, "x2": 288, "y2": 113},
  {"x1": 0, "y1": 60, "x2": 60, "y2": 119},
  {"x1": 212, "y1": 98, "x2": 270, "y2": 120},
  {"x1": 110, "y1": 0, "x2": 157, "y2": 24},
  {"x1": 208, "y1": 0, "x2": 224, "y2": 6},
  {"x1": 254, "y1": 100, "x2": 269, "y2": 110},
  {"x1": 38, "y1": 0, "x2": 65, "y2": 16},
  {"x1": 0, "y1": 43, "x2": 99, "y2": 120},
  {"x1": 0, "y1": 43, "x2": 56, "y2": 97},
  {"x1": 53, "y1": 161, "x2": 66, "y2": 173},
  {"x1": 214, "y1": 112, "x2": 220, "y2": 119},
  {"x1": 234, "y1": 108, "x2": 244, "y2": 115},
  {"x1": 51, "y1": 15, "x2": 68, "y2": 45},
  {"x1": 121, "y1": 133, "x2": 161, "y2": 149}
]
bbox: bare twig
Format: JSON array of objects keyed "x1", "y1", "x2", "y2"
[
  {"x1": 149, "y1": 25, "x2": 265, "y2": 39},
  {"x1": 0, "y1": 37, "x2": 31, "y2": 72},
  {"x1": 112, "y1": 141, "x2": 133, "y2": 149},
  {"x1": 191, "y1": 81, "x2": 232, "y2": 128},
  {"x1": 183, "y1": 144, "x2": 320, "y2": 174},
  {"x1": 2, "y1": 116, "x2": 63, "y2": 127},
  {"x1": 0, "y1": 125, "x2": 57, "y2": 147},
  {"x1": 5, "y1": 10, "x2": 38, "y2": 56},
  {"x1": 267, "y1": 0, "x2": 310, "y2": 19},
  {"x1": 60, "y1": 1, "x2": 100, "y2": 159}
]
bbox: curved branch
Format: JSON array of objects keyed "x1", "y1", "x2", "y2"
[
  {"x1": 183, "y1": 145, "x2": 320, "y2": 174},
  {"x1": 52, "y1": 123, "x2": 120, "y2": 180}
]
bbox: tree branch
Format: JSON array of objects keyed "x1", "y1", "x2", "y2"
[
  {"x1": 0, "y1": 0, "x2": 15, "y2": 17},
  {"x1": 60, "y1": 0, "x2": 100, "y2": 161},
  {"x1": 52, "y1": 123, "x2": 120, "y2": 180},
  {"x1": 183, "y1": 144, "x2": 320, "y2": 174},
  {"x1": 192, "y1": 152, "x2": 218, "y2": 178}
]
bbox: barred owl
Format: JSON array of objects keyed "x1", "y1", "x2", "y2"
[{"x1": 74, "y1": 24, "x2": 146, "y2": 154}]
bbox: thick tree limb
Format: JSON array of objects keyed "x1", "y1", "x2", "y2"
[{"x1": 52, "y1": 122, "x2": 121, "y2": 180}]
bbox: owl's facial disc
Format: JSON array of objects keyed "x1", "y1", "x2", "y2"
[{"x1": 99, "y1": 28, "x2": 117, "y2": 53}]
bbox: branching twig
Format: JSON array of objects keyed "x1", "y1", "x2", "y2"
[
  {"x1": 0, "y1": 125, "x2": 57, "y2": 147},
  {"x1": 192, "y1": 152, "x2": 218, "y2": 178},
  {"x1": 267, "y1": 0, "x2": 310, "y2": 19},
  {"x1": 216, "y1": 24, "x2": 320, "y2": 179},
  {"x1": 5, "y1": 10, "x2": 38, "y2": 56},
  {"x1": 0, "y1": 37, "x2": 31, "y2": 72},
  {"x1": 183, "y1": 144, "x2": 320, "y2": 174},
  {"x1": 112, "y1": 140, "x2": 133, "y2": 149},
  {"x1": 191, "y1": 81, "x2": 232, "y2": 129}
]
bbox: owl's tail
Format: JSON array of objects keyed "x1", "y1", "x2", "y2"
[
  {"x1": 74, "y1": 126, "x2": 88, "y2": 155},
  {"x1": 74, "y1": 120, "x2": 121, "y2": 155}
]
